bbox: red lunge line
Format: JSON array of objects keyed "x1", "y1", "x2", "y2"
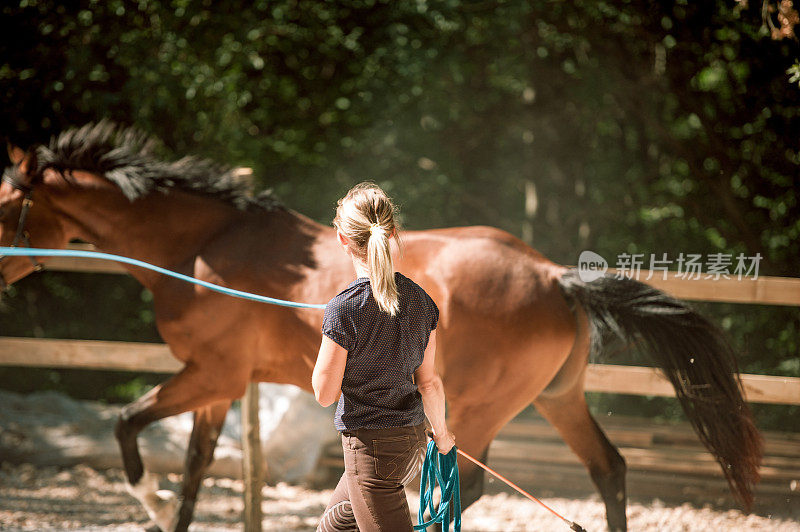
[{"x1": 456, "y1": 448, "x2": 577, "y2": 526}]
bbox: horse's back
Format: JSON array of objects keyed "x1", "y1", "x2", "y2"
[
  {"x1": 400, "y1": 225, "x2": 568, "y2": 314},
  {"x1": 400, "y1": 226, "x2": 576, "y2": 372}
]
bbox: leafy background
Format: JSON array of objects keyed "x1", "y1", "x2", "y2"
[{"x1": 0, "y1": 0, "x2": 797, "y2": 430}]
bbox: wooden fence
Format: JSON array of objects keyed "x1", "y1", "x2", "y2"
[
  {"x1": 1, "y1": 337, "x2": 797, "y2": 405},
  {"x1": 0, "y1": 243, "x2": 798, "y2": 528}
]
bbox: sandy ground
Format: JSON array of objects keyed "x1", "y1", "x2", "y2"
[{"x1": 1, "y1": 463, "x2": 798, "y2": 531}]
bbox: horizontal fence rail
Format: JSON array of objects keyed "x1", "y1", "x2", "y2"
[
  {"x1": 607, "y1": 268, "x2": 800, "y2": 307},
  {"x1": 584, "y1": 363, "x2": 800, "y2": 405},
  {"x1": 1, "y1": 336, "x2": 797, "y2": 405}
]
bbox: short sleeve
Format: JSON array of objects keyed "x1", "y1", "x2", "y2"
[
  {"x1": 322, "y1": 298, "x2": 354, "y2": 351},
  {"x1": 424, "y1": 292, "x2": 439, "y2": 331}
]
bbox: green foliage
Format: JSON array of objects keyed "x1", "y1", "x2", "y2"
[
  {"x1": 0, "y1": 1, "x2": 797, "y2": 429},
  {"x1": 789, "y1": 60, "x2": 800, "y2": 86},
  {"x1": 105, "y1": 376, "x2": 158, "y2": 404},
  {"x1": 0, "y1": 272, "x2": 162, "y2": 342}
]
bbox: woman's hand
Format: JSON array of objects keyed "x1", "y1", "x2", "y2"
[{"x1": 433, "y1": 430, "x2": 456, "y2": 455}]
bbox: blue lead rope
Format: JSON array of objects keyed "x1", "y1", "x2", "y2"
[
  {"x1": 0, "y1": 247, "x2": 326, "y2": 309},
  {"x1": 8, "y1": 245, "x2": 465, "y2": 529},
  {"x1": 415, "y1": 440, "x2": 461, "y2": 532}
]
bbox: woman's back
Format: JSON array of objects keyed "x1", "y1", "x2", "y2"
[{"x1": 323, "y1": 272, "x2": 439, "y2": 430}]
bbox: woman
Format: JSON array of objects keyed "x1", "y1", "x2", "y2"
[{"x1": 313, "y1": 182, "x2": 456, "y2": 532}]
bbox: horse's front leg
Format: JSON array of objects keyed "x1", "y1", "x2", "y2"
[
  {"x1": 114, "y1": 364, "x2": 246, "y2": 532},
  {"x1": 173, "y1": 400, "x2": 232, "y2": 531}
]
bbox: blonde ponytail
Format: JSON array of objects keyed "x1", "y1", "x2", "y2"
[
  {"x1": 334, "y1": 183, "x2": 401, "y2": 315},
  {"x1": 366, "y1": 223, "x2": 399, "y2": 315}
]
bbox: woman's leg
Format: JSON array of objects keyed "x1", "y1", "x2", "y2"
[
  {"x1": 317, "y1": 438, "x2": 358, "y2": 532},
  {"x1": 344, "y1": 424, "x2": 426, "y2": 532}
]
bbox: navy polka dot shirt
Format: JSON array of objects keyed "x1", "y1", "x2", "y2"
[{"x1": 322, "y1": 272, "x2": 439, "y2": 431}]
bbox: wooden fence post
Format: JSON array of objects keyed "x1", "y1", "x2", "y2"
[{"x1": 241, "y1": 382, "x2": 263, "y2": 532}]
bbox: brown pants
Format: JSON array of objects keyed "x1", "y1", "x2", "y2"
[{"x1": 317, "y1": 423, "x2": 427, "y2": 532}]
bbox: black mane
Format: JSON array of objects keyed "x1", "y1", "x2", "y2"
[{"x1": 34, "y1": 121, "x2": 281, "y2": 211}]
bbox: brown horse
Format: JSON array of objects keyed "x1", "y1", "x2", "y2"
[{"x1": 0, "y1": 123, "x2": 761, "y2": 532}]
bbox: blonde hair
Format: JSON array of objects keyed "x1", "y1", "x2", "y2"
[{"x1": 334, "y1": 182, "x2": 400, "y2": 315}]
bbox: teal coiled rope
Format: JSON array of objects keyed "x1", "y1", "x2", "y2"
[
  {"x1": 0, "y1": 247, "x2": 326, "y2": 309},
  {"x1": 415, "y1": 440, "x2": 461, "y2": 532}
]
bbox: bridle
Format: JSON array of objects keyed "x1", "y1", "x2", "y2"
[{"x1": 0, "y1": 165, "x2": 44, "y2": 289}]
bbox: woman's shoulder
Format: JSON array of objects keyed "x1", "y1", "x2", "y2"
[
  {"x1": 396, "y1": 272, "x2": 439, "y2": 330},
  {"x1": 395, "y1": 272, "x2": 435, "y2": 302},
  {"x1": 327, "y1": 279, "x2": 371, "y2": 312},
  {"x1": 394, "y1": 271, "x2": 418, "y2": 291}
]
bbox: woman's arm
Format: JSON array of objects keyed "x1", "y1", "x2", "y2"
[
  {"x1": 312, "y1": 335, "x2": 348, "y2": 407},
  {"x1": 414, "y1": 330, "x2": 456, "y2": 454}
]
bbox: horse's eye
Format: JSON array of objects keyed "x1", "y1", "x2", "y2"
[{"x1": 0, "y1": 207, "x2": 6, "y2": 220}]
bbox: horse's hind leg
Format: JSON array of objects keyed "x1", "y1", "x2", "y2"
[
  {"x1": 440, "y1": 404, "x2": 496, "y2": 510},
  {"x1": 526, "y1": 301, "x2": 627, "y2": 531},
  {"x1": 446, "y1": 396, "x2": 530, "y2": 512},
  {"x1": 533, "y1": 303, "x2": 627, "y2": 532},
  {"x1": 534, "y1": 387, "x2": 627, "y2": 531},
  {"x1": 174, "y1": 400, "x2": 231, "y2": 531},
  {"x1": 115, "y1": 364, "x2": 245, "y2": 531}
]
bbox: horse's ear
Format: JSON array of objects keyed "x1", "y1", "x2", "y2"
[
  {"x1": 7, "y1": 143, "x2": 25, "y2": 165},
  {"x1": 20, "y1": 148, "x2": 38, "y2": 176}
]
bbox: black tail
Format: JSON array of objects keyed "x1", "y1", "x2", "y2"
[{"x1": 558, "y1": 269, "x2": 763, "y2": 509}]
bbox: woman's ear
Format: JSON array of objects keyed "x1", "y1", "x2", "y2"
[{"x1": 336, "y1": 230, "x2": 352, "y2": 255}]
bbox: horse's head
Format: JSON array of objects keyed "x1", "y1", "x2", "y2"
[{"x1": 0, "y1": 144, "x2": 67, "y2": 288}]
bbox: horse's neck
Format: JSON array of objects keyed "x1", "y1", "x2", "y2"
[
  {"x1": 45, "y1": 171, "x2": 246, "y2": 285},
  {"x1": 43, "y1": 169, "x2": 345, "y2": 296}
]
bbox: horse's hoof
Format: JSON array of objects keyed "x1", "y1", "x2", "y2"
[{"x1": 152, "y1": 489, "x2": 180, "y2": 532}]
